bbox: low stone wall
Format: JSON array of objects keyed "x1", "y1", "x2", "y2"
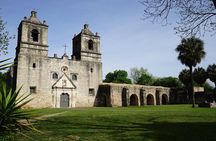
[{"x1": 96, "y1": 83, "x2": 170, "y2": 107}]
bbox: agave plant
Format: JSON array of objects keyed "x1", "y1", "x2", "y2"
[
  {"x1": 0, "y1": 58, "x2": 34, "y2": 135},
  {"x1": 0, "y1": 58, "x2": 11, "y2": 71},
  {"x1": 0, "y1": 82, "x2": 32, "y2": 133}
]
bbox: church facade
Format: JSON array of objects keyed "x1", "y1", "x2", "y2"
[{"x1": 13, "y1": 11, "x2": 170, "y2": 108}]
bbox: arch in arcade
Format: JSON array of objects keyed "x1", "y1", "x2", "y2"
[
  {"x1": 147, "y1": 94, "x2": 154, "y2": 105},
  {"x1": 162, "y1": 94, "x2": 169, "y2": 105},
  {"x1": 130, "y1": 94, "x2": 139, "y2": 106}
]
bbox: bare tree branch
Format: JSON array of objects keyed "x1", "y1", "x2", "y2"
[{"x1": 140, "y1": 0, "x2": 216, "y2": 37}]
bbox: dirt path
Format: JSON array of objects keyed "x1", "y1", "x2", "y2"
[
  {"x1": 19, "y1": 111, "x2": 68, "y2": 124},
  {"x1": 34, "y1": 111, "x2": 67, "y2": 120}
]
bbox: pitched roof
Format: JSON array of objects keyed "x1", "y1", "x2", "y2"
[{"x1": 52, "y1": 73, "x2": 76, "y2": 89}]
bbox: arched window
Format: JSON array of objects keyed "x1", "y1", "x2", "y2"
[
  {"x1": 52, "y1": 72, "x2": 58, "y2": 79},
  {"x1": 72, "y1": 74, "x2": 77, "y2": 81},
  {"x1": 88, "y1": 40, "x2": 93, "y2": 50},
  {"x1": 31, "y1": 29, "x2": 39, "y2": 42}
]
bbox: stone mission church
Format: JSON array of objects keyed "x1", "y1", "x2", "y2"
[{"x1": 13, "y1": 11, "x2": 170, "y2": 108}]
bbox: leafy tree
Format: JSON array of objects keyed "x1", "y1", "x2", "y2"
[
  {"x1": 136, "y1": 73, "x2": 155, "y2": 85},
  {"x1": 130, "y1": 67, "x2": 155, "y2": 85},
  {"x1": 207, "y1": 64, "x2": 216, "y2": 100},
  {"x1": 104, "y1": 70, "x2": 132, "y2": 84},
  {"x1": 193, "y1": 67, "x2": 208, "y2": 86},
  {"x1": 153, "y1": 77, "x2": 182, "y2": 88},
  {"x1": 178, "y1": 69, "x2": 191, "y2": 103},
  {"x1": 130, "y1": 67, "x2": 147, "y2": 83},
  {"x1": 0, "y1": 16, "x2": 13, "y2": 55},
  {"x1": 176, "y1": 37, "x2": 206, "y2": 107},
  {"x1": 140, "y1": 0, "x2": 216, "y2": 37},
  {"x1": 179, "y1": 69, "x2": 191, "y2": 87}
]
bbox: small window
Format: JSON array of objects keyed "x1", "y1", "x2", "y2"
[
  {"x1": 61, "y1": 66, "x2": 68, "y2": 72},
  {"x1": 88, "y1": 40, "x2": 93, "y2": 50},
  {"x1": 52, "y1": 72, "x2": 58, "y2": 79},
  {"x1": 72, "y1": 74, "x2": 77, "y2": 81},
  {"x1": 30, "y1": 86, "x2": 36, "y2": 94},
  {"x1": 90, "y1": 68, "x2": 93, "y2": 73},
  {"x1": 33, "y1": 63, "x2": 36, "y2": 68},
  {"x1": 31, "y1": 29, "x2": 39, "y2": 42},
  {"x1": 89, "y1": 88, "x2": 95, "y2": 96}
]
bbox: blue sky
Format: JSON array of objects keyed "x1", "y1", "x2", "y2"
[{"x1": 1, "y1": 0, "x2": 215, "y2": 78}]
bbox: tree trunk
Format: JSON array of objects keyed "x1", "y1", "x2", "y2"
[
  {"x1": 214, "y1": 82, "x2": 216, "y2": 102},
  {"x1": 189, "y1": 66, "x2": 195, "y2": 108}
]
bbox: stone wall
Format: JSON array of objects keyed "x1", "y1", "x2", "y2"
[{"x1": 96, "y1": 83, "x2": 170, "y2": 107}]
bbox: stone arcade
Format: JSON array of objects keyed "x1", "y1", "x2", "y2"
[{"x1": 13, "y1": 11, "x2": 170, "y2": 108}]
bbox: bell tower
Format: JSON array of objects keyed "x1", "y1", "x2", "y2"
[
  {"x1": 72, "y1": 24, "x2": 101, "y2": 62},
  {"x1": 14, "y1": 11, "x2": 48, "y2": 91},
  {"x1": 16, "y1": 11, "x2": 48, "y2": 57}
]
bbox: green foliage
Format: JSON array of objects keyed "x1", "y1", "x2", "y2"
[
  {"x1": 207, "y1": 64, "x2": 216, "y2": 85},
  {"x1": 104, "y1": 70, "x2": 132, "y2": 84},
  {"x1": 0, "y1": 82, "x2": 32, "y2": 133},
  {"x1": 0, "y1": 16, "x2": 13, "y2": 55},
  {"x1": 136, "y1": 73, "x2": 155, "y2": 85},
  {"x1": 0, "y1": 58, "x2": 33, "y2": 135},
  {"x1": 179, "y1": 69, "x2": 190, "y2": 87},
  {"x1": 176, "y1": 37, "x2": 205, "y2": 68},
  {"x1": 130, "y1": 67, "x2": 148, "y2": 83},
  {"x1": 193, "y1": 67, "x2": 207, "y2": 86},
  {"x1": 0, "y1": 71, "x2": 8, "y2": 82},
  {"x1": 153, "y1": 77, "x2": 183, "y2": 88},
  {"x1": 176, "y1": 37, "x2": 206, "y2": 107},
  {"x1": 130, "y1": 67, "x2": 155, "y2": 85}
]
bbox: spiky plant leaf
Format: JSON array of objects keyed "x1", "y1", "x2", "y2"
[
  {"x1": 0, "y1": 58, "x2": 11, "y2": 71},
  {"x1": 0, "y1": 82, "x2": 32, "y2": 133}
]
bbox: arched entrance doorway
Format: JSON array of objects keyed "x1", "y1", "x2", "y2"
[
  {"x1": 102, "y1": 95, "x2": 107, "y2": 106},
  {"x1": 100, "y1": 94, "x2": 109, "y2": 107},
  {"x1": 147, "y1": 94, "x2": 154, "y2": 105},
  {"x1": 130, "y1": 94, "x2": 138, "y2": 106},
  {"x1": 162, "y1": 94, "x2": 168, "y2": 105},
  {"x1": 60, "y1": 93, "x2": 69, "y2": 108}
]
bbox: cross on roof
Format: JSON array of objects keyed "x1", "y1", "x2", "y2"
[{"x1": 64, "y1": 44, "x2": 68, "y2": 54}]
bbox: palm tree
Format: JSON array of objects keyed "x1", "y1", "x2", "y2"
[
  {"x1": 207, "y1": 64, "x2": 216, "y2": 101},
  {"x1": 193, "y1": 67, "x2": 207, "y2": 86},
  {"x1": 179, "y1": 69, "x2": 191, "y2": 102},
  {"x1": 176, "y1": 37, "x2": 206, "y2": 107}
]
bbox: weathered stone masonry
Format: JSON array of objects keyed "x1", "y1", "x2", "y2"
[
  {"x1": 96, "y1": 83, "x2": 170, "y2": 107},
  {"x1": 13, "y1": 11, "x2": 170, "y2": 108}
]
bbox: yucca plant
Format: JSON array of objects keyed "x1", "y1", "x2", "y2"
[
  {"x1": 0, "y1": 58, "x2": 11, "y2": 71},
  {"x1": 0, "y1": 82, "x2": 32, "y2": 133},
  {"x1": 0, "y1": 58, "x2": 35, "y2": 138}
]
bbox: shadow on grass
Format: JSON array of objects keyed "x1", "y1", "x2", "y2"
[{"x1": 23, "y1": 116, "x2": 216, "y2": 141}]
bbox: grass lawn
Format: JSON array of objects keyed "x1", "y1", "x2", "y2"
[{"x1": 4, "y1": 105, "x2": 216, "y2": 141}]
